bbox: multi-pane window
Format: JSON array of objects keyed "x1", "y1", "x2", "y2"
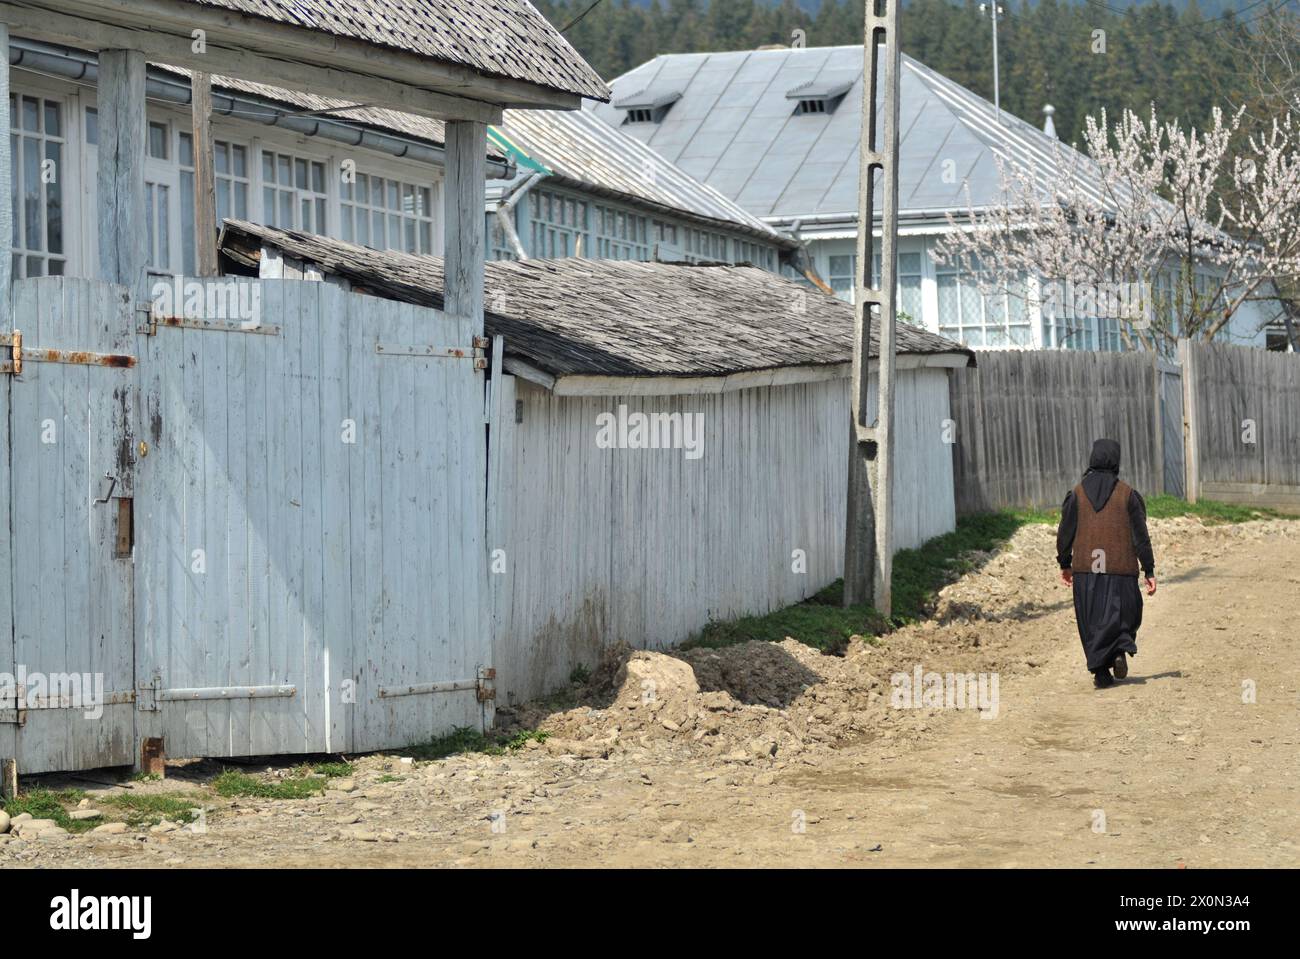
[
  {"x1": 594, "y1": 205, "x2": 648, "y2": 260},
  {"x1": 529, "y1": 189, "x2": 588, "y2": 258},
  {"x1": 937, "y1": 258, "x2": 1031, "y2": 347},
  {"x1": 10, "y1": 94, "x2": 65, "y2": 278},
  {"x1": 340, "y1": 173, "x2": 433, "y2": 254},
  {"x1": 828, "y1": 254, "x2": 855, "y2": 300},
  {"x1": 828, "y1": 252, "x2": 923, "y2": 326},
  {"x1": 1039, "y1": 284, "x2": 1095, "y2": 350},
  {"x1": 734, "y1": 240, "x2": 775, "y2": 270},
  {"x1": 489, "y1": 213, "x2": 518, "y2": 262},
  {"x1": 685, "y1": 227, "x2": 728, "y2": 262},
  {"x1": 653, "y1": 221, "x2": 678, "y2": 248},
  {"x1": 262, "y1": 151, "x2": 326, "y2": 233},
  {"x1": 177, "y1": 133, "x2": 250, "y2": 274}
]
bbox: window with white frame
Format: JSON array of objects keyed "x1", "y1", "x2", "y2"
[
  {"x1": 177, "y1": 133, "x2": 251, "y2": 274},
  {"x1": 936, "y1": 258, "x2": 1031, "y2": 347},
  {"x1": 262, "y1": 150, "x2": 327, "y2": 234},
  {"x1": 340, "y1": 173, "x2": 434, "y2": 254},
  {"x1": 10, "y1": 93, "x2": 66, "y2": 278}
]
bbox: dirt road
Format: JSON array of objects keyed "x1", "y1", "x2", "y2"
[{"x1": 6, "y1": 517, "x2": 1298, "y2": 867}]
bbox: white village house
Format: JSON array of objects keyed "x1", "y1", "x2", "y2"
[{"x1": 590, "y1": 45, "x2": 1285, "y2": 351}]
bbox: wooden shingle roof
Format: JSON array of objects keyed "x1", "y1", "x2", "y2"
[
  {"x1": 184, "y1": 0, "x2": 609, "y2": 100},
  {"x1": 219, "y1": 220, "x2": 973, "y2": 382}
]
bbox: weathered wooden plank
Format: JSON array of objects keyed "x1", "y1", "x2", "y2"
[
  {"x1": 190, "y1": 74, "x2": 219, "y2": 277},
  {"x1": 443, "y1": 120, "x2": 486, "y2": 335},
  {"x1": 97, "y1": 50, "x2": 149, "y2": 301}
]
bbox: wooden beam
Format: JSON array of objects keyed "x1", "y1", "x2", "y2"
[
  {"x1": 98, "y1": 48, "x2": 149, "y2": 300},
  {"x1": 0, "y1": 22, "x2": 11, "y2": 323},
  {"x1": 191, "y1": 71, "x2": 218, "y2": 277},
  {"x1": 444, "y1": 121, "x2": 486, "y2": 336},
  {"x1": 7, "y1": 0, "x2": 572, "y2": 114}
]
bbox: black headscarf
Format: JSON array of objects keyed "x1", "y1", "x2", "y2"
[{"x1": 1081, "y1": 439, "x2": 1121, "y2": 512}]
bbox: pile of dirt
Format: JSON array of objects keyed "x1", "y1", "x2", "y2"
[{"x1": 516, "y1": 638, "x2": 938, "y2": 765}]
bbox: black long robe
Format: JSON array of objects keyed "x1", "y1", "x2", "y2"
[{"x1": 1056, "y1": 478, "x2": 1154, "y2": 672}]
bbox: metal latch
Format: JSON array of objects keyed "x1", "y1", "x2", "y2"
[
  {"x1": 137, "y1": 672, "x2": 161, "y2": 712},
  {"x1": 476, "y1": 666, "x2": 496, "y2": 703}
]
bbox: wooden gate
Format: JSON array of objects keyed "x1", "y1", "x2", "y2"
[
  {"x1": 132, "y1": 279, "x2": 493, "y2": 759},
  {"x1": 2, "y1": 276, "x2": 494, "y2": 773},
  {"x1": 1, "y1": 278, "x2": 138, "y2": 773}
]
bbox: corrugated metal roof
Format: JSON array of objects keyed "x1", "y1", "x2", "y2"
[
  {"x1": 491, "y1": 108, "x2": 794, "y2": 246},
  {"x1": 589, "y1": 46, "x2": 1110, "y2": 221},
  {"x1": 183, "y1": 0, "x2": 609, "y2": 100},
  {"x1": 219, "y1": 220, "x2": 971, "y2": 379}
]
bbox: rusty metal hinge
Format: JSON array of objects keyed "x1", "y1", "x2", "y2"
[
  {"x1": 476, "y1": 666, "x2": 496, "y2": 703},
  {"x1": 0, "y1": 330, "x2": 21, "y2": 375},
  {"x1": 0, "y1": 330, "x2": 135, "y2": 370},
  {"x1": 136, "y1": 302, "x2": 158, "y2": 336}
]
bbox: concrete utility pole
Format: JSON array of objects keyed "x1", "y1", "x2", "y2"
[
  {"x1": 844, "y1": 0, "x2": 901, "y2": 616},
  {"x1": 979, "y1": 3, "x2": 1004, "y2": 124}
]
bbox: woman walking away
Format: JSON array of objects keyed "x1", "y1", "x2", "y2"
[{"x1": 1056, "y1": 439, "x2": 1157, "y2": 688}]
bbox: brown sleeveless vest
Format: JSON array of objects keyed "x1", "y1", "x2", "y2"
[{"x1": 1071, "y1": 480, "x2": 1139, "y2": 576}]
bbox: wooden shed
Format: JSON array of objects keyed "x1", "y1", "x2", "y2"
[{"x1": 222, "y1": 221, "x2": 974, "y2": 705}]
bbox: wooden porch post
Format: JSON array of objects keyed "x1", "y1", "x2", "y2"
[
  {"x1": 191, "y1": 72, "x2": 219, "y2": 277},
  {"x1": 443, "y1": 120, "x2": 486, "y2": 335},
  {"x1": 97, "y1": 49, "x2": 149, "y2": 301},
  {"x1": 0, "y1": 22, "x2": 12, "y2": 321}
]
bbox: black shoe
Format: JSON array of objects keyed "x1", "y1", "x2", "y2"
[
  {"x1": 1112, "y1": 653, "x2": 1128, "y2": 679},
  {"x1": 1093, "y1": 669, "x2": 1115, "y2": 689}
]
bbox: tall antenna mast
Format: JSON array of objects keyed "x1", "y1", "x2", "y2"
[{"x1": 979, "y1": 3, "x2": 1004, "y2": 124}]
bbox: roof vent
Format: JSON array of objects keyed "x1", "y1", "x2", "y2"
[
  {"x1": 785, "y1": 76, "x2": 855, "y2": 117},
  {"x1": 613, "y1": 83, "x2": 683, "y2": 124}
]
